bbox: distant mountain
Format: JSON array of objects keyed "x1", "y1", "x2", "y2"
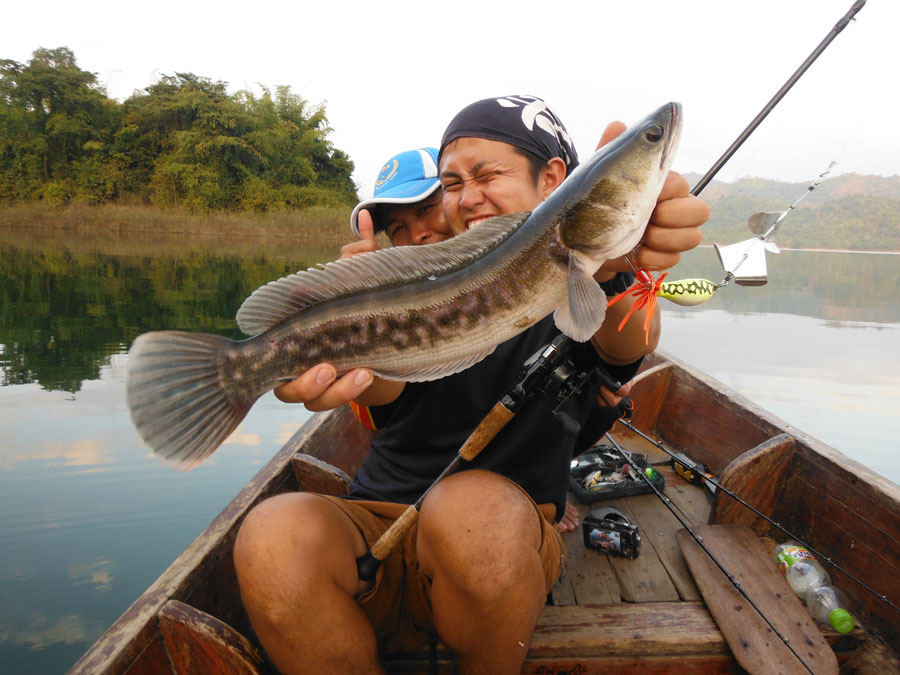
[{"x1": 682, "y1": 173, "x2": 900, "y2": 251}]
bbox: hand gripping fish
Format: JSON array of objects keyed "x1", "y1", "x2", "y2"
[{"x1": 126, "y1": 102, "x2": 682, "y2": 468}]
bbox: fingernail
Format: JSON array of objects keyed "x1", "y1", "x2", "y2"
[
  {"x1": 315, "y1": 366, "x2": 333, "y2": 385},
  {"x1": 354, "y1": 370, "x2": 373, "y2": 386}
]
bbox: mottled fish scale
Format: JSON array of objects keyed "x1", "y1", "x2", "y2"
[{"x1": 126, "y1": 103, "x2": 682, "y2": 468}]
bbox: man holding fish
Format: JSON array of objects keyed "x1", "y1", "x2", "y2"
[{"x1": 232, "y1": 95, "x2": 707, "y2": 673}]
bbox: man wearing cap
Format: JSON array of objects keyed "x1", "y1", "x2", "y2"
[{"x1": 234, "y1": 96, "x2": 708, "y2": 674}]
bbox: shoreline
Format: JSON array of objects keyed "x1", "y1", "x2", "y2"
[
  {"x1": 2, "y1": 205, "x2": 897, "y2": 255},
  {"x1": 0, "y1": 202, "x2": 353, "y2": 240},
  {"x1": 695, "y1": 243, "x2": 900, "y2": 255}
]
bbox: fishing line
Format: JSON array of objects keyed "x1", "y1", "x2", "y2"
[
  {"x1": 603, "y1": 432, "x2": 817, "y2": 675},
  {"x1": 616, "y1": 417, "x2": 900, "y2": 614},
  {"x1": 832, "y1": 119, "x2": 863, "y2": 168},
  {"x1": 723, "y1": 118, "x2": 784, "y2": 188},
  {"x1": 691, "y1": 0, "x2": 867, "y2": 197},
  {"x1": 711, "y1": 161, "x2": 834, "y2": 289}
]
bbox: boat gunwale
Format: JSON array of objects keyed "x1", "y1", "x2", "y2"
[{"x1": 69, "y1": 349, "x2": 900, "y2": 672}]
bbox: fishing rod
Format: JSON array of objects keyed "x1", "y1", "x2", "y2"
[
  {"x1": 618, "y1": 0, "x2": 868, "y2": 312},
  {"x1": 602, "y1": 432, "x2": 818, "y2": 675},
  {"x1": 691, "y1": 0, "x2": 866, "y2": 196},
  {"x1": 356, "y1": 334, "x2": 629, "y2": 582},
  {"x1": 615, "y1": 417, "x2": 900, "y2": 614}
]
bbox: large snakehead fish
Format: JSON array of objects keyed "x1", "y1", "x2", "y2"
[{"x1": 126, "y1": 102, "x2": 682, "y2": 468}]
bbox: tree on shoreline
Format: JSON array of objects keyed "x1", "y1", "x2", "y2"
[{"x1": 0, "y1": 47, "x2": 358, "y2": 212}]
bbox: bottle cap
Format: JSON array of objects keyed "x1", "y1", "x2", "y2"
[{"x1": 828, "y1": 608, "x2": 854, "y2": 633}]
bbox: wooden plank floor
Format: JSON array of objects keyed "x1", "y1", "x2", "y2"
[
  {"x1": 551, "y1": 433, "x2": 714, "y2": 607},
  {"x1": 385, "y1": 432, "x2": 866, "y2": 672}
]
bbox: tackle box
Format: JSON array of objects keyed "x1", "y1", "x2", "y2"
[{"x1": 569, "y1": 444, "x2": 665, "y2": 504}]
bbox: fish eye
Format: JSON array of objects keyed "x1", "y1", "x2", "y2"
[{"x1": 645, "y1": 125, "x2": 664, "y2": 142}]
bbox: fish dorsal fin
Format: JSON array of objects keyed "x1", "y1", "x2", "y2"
[
  {"x1": 236, "y1": 213, "x2": 530, "y2": 336},
  {"x1": 553, "y1": 251, "x2": 609, "y2": 342}
]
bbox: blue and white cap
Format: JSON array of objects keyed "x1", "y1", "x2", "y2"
[{"x1": 350, "y1": 147, "x2": 440, "y2": 238}]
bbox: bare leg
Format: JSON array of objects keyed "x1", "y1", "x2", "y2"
[
  {"x1": 417, "y1": 471, "x2": 548, "y2": 674},
  {"x1": 233, "y1": 493, "x2": 382, "y2": 674}
]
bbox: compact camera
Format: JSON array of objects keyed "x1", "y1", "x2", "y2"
[{"x1": 582, "y1": 505, "x2": 641, "y2": 559}]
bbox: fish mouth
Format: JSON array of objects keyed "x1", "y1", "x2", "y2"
[{"x1": 661, "y1": 102, "x2": 683, "y2": 170}]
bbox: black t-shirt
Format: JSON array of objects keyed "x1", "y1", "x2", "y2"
[{"x1": 347, "y1": 279, "x2": 642, "y2": 520}]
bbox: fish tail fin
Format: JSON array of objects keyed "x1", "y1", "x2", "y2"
[{"x1": 126, "y1": 331, "x2": 256, "y2": 470}]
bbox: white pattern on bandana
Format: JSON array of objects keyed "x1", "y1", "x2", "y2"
[{"x1": 496, "y1": 95, "x2": 575, "y2": 167}]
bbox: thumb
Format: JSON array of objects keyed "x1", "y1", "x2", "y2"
[
  {"x1": 596, "y1": 121, "x2": 627, "y2": 151},
  {"x1": 358, "y1": 209, "x2": 377, "y2": 244}
]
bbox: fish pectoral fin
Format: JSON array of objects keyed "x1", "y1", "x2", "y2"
[{"x1": 553, "y1": 252, "x2": 608, "y2": 342}]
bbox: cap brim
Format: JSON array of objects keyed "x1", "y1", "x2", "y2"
[{"x1": 350, "y1": 179, "x2": 441, "y2": 238}]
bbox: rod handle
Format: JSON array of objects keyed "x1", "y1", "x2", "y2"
[
  {"x1": 356, "y1": 505, "x2": 420, "y2": 582},
  {"x1": 458, "y1": 401, "x2": 515, "y2": 462}
]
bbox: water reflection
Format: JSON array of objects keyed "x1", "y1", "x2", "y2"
[
  {"x1": 664, "y1": 247, "x2": 900, "y2": 324},
  {"x1": 658, "y1": 248, "x2": 900, "y2": 484},
  {"x1": 0, "y1": 231, "x2": 897, "y2": 674},
  {"x1": 0, "y1": 229, "x2": 330, "y2": 674}
]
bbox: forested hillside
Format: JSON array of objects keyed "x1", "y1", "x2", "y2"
[
  {"x1": 0, "y1": 47, "x2": 357, "y2": 212},
  {"x1": 687, "y1": 172, "x2": 900, "y2": 251}
]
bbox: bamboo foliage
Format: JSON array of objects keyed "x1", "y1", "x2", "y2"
[{"x1": 0, "y1": 48, "x2": 358, "y2": 212}]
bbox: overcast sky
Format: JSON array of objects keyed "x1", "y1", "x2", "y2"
[{"x1": 5, "y1": 0, "x2": 893, "y2": 198}]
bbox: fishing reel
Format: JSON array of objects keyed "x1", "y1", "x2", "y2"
[
  {"x1": 582, "y1": 505, "x2": 641, "y2": 559},
  {"x1": 511, "y1": 334, "x2": 628, "y2": 416},
  {"x1": 508, "y1": 334, "x2": 580, "y2": 410}
]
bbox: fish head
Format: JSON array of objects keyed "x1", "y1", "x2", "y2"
[{"x1": 554, "y1": 102, "x2": 682, "y2": 263}]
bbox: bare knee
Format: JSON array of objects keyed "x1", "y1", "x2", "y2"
[
  {"x1": 417, "y1": 471, "x2": 544, "y2": 596},
  {"x1": 234, "y1": 498, "x2": 383, "y2": 672},
  {"x1": 235, "y1": 493, "x2": 364, "y2": 609}
]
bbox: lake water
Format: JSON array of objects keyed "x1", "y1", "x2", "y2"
[{"x1": 0, "y1": 229, "x2": 898, "y2": 673}]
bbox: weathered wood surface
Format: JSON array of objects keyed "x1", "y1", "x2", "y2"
[
  {"x1": 158, "y1": 600, "x2": 264, "y2": 675},
  {"x1": 711, "y1": 433, "x2": 796, "y2": 534},
  {"x1": 387, "y1": 602, "x2": 740, "y2": 674},
  {"x1": 645, "y1": 351, "x2": 900, "y2": 657},
  {"x1": 655, "y1": 463, "x2": 714, "y2": 526},
  {"x1": 623, "y1": 361, "x2": 673, "y2": 436},
  {"x1": 292, "y1": 453, "x2": 351, "y2": 495},
  {"x1": 775, "y1": 438, "x2": 900, "y2": 651},
  {"x1": 678, "y1": 524, "x2": 838, "y2": 675},
  {"x1": 552, "y1": 500, "x2": 621, "y2": 606},
  {"x1": 605, "y1": 495, "x2": 681, "y2": 603},
  {"x1": 640, "y1": 355, "x2": 783, "y2": 475},
  {"x1": 615, "y1": 491, "x2": 701, "y2": 601}
]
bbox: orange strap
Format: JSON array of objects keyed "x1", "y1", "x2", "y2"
[{"x1": 349, "y1": 401, "x2": 379, "y2": 432}]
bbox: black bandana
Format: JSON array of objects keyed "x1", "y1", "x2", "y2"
[{"x1": 439, "y1": 95, "x2": 579, "y2": 175}]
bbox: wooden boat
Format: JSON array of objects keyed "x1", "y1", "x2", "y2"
[{"x1": 69, "y1": 350, "x2": 900, "y2": 674}]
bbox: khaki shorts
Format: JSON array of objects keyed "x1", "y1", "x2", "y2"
[{"x1": 317, "y1": 479, "x2": 565, "y2": 655}]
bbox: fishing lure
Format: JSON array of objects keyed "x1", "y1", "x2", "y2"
[
  {"x1": 608, "y1": 270, "x2": 720, "y2": 342},
  {"x1": 612, "y1": 158, "x2": 838, "y2": 342},
  {"x1": 658, "y1": 277, "x2": 718, "y2": 306},
  {"x1": 606, "y1": 269, "x2": 667, "y2": 344}
]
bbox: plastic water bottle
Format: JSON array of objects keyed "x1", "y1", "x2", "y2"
[
  {"x1": 805, "y1": 584, "x2": 855, "y2": 633},
  {"x1": 774, "y1": 541, "x2": 855, "y2": 633},
  {"x1": 774, "y1": 541, "x2": 831, "y2": 598}
]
